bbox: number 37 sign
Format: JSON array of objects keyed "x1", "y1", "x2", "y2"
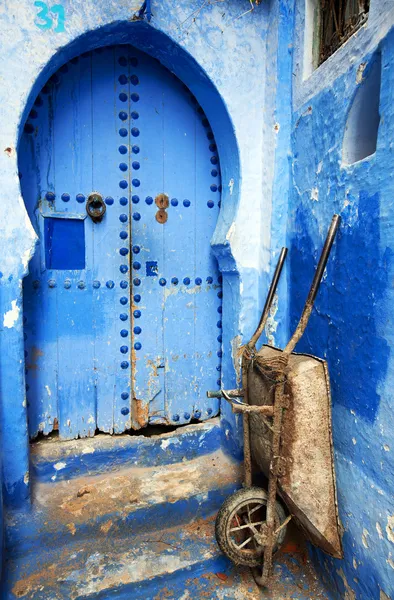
[{"x1": 34, "y1": 2, "x2": 65, "y2": 33}]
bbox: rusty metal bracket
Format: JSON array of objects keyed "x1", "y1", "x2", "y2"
[
  {"x1": 206, "y1": 389, "x2": 244, "y2": 399},
  {"x1": 219, "y1": 389, "x2": 274, "y2": 416},
  {"x1": 231, "y1": 403, "x2": 274, "y2": 416},
  {"x1": 269, "y1": 455, "x2": 290, "y2": 478}
]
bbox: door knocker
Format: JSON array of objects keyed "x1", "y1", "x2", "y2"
[{"x1": 86, "y1": 192, "x2": 106, "y2": 223}]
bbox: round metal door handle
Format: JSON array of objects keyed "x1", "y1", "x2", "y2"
[{"x1": 86, "y1": 192, "x2": 106, "y2": 223}]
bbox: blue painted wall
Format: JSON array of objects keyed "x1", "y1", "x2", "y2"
[{"x1": 287, "y1": 1, "x2": 394, "y2": 597}]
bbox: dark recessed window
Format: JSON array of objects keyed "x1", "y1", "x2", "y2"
[
  {"x1": 319, "y1": 0, "x2": 370, "y2": 65},
  {"x1": 342, "y1": 52, "x2": 381, "y2": 165}
]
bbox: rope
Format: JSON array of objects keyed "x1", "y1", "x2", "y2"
[{"x1": 240, "y1": 343, "x2": 289, "y2": 385}]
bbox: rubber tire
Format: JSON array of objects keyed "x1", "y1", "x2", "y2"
[{"x1": 215, "y1": 486, "x2": 287, "y2": 567}]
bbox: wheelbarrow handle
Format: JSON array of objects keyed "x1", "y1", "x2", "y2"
[
  {"x1": 248, "y1": 247, "x2": 288, "y2": 349},
  {"x1": 206, "y1": 389, "x2": 243, "y2": 399},
  {"x1": 208, "y1": 388, "x2": 274, "y2": 416},
  {"x1": 284, "y1": 214, "x2": 340, "y2": 355}
]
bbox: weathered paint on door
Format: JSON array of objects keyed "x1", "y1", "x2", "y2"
[{"x1": 20, "y1": 46, "x2": 222, "y2": 440}]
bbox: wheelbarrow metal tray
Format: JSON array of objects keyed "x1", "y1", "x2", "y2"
[{"x1": 249, "y1": 344, "x2": 343, "y2": 559}]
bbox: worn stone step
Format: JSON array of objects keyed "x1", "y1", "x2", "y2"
[
  {"x1": 4, "y1": 516, "x2": 236, "y2": 599},
  {"x1": 4, "y1": 516, "x2": 332, "y2": 600},
  {"x1": 6, "y1": 448, "x2": 241, "y2": 558},
  {"x1": 30, "y1": 419, "x2": 223, "y2": 483}
]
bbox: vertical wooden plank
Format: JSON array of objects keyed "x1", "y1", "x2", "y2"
[
  {"x1": 193, "y1": 108, "x2": 221, "y2": 420},
  {"x1": 91, "y1": 47, "x2": 119, "y2": 433},
  {"x1": 19, "y1": 131, "x2": 44, "y2": 438},
  {"x1": 21, "y1": 82, "x2": 60, "y2": 438},
  {"x1": 112, "y1": 46, "x2": 132, "y2": 433},
  {"x1": 129, "y1": 49, "x2": 166, "y2": 428},
  {"x1": 53, "y1": 54, "x2": 95, "y2": 439},
  {"x1": 161, "y1": 77, "x2": 198, "y2": 426}
]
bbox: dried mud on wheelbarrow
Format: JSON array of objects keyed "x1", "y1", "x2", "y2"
[{"x1": 249, "y1": 346, "x2": 342, "y2": 558}]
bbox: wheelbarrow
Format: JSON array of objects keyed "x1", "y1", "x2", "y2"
[{"x1": 207, "y1": 215, "x2": 343, "y2": 586}]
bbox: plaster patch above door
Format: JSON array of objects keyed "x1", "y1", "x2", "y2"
[{"x1": 20, "y1": 46, "x2": 222, "y2": 440}]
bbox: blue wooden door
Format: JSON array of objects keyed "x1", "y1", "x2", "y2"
[{"x1": 20, "y1": 46, "x2": 222, "y2": 440}]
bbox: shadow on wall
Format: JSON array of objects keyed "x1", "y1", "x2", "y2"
[{"x1": 289, "y1": 191, "x2": 392, "y2": 423}]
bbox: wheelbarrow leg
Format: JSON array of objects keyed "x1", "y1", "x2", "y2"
[
  {"x1": 242, "y1": 355, "x2": 253, "y2": 486},
  {"x1": 260, "y1": 380, "x2": 287, "y2": 586}
]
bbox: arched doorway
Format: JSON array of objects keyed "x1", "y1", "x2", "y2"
[{"x1": 20, "y1": 45, "x2": 222, "y2": 440}]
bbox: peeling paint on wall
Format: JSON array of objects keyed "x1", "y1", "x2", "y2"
[
  {"x1": 265, "y1": 293, "x2": 279, "y2": 346},
  {"x1": 362, "y1": 529, "x2": 370, "y2": 549},
  {"x1": 3, "y1": 300, "x2": 20, "y2": 328},
  {"x1": 386, "y1": 515, "x2": 394, "y2": 543},
  {"x1": 377, "y1": 522, "x2": 384, "y2": 539},
  {"x1": 336, "y1": 567, "x2": 356, "y2": 600},
  {"x1": 230, "y1": 334, "x2": 242, "y2": 387},
  {"x1": 53, "y1": 462, "x2": 67, "y2": 472}
]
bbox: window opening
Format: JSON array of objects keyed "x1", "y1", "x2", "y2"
[
  {"x1": 319, "y1": 0, "x2": 370, "y2": 65},
  {"x1": 342, "y1": 52, "x2": 381, "y2": 165}
]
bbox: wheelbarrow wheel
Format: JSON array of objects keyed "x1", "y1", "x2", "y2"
[{"x1": 215, "y1": 486, "x2": 287, "y2": 567}]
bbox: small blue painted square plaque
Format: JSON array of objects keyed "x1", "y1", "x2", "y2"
[{"x1": 44, "y1": 217, "x2": 85, "y2": 270}]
